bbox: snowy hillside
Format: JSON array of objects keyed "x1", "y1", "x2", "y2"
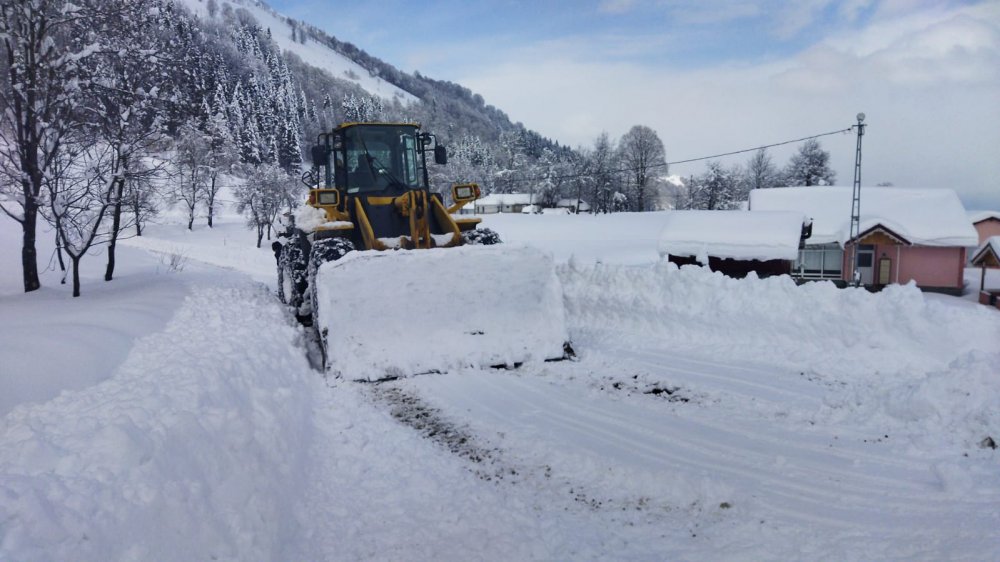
[
  {"x1": 179, "y1": 0, "x2": 416, "y2": 103},
  {"x1": 2, "y1": 203, "x2": 999, "y2": 560}
]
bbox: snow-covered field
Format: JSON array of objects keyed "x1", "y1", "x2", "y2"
[{"x1": 2, "y1": 203, "x2": 999, "y2": 561}]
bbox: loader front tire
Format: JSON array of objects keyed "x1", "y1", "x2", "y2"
[
  {"x1": 307, "y1": 237, "x2": 355, "y2": 367},
  {"x1": 307, "y1": 238, "x2": 356, "y2": 320},
  {"x1": 462, "y1": 227, "x2": 502, "y2": 246}
]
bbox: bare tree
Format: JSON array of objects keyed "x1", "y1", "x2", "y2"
[
  {"x1": 84, "y1": 0, "x2": 168, "y2": 282},
  {"x1": 618, "y1": 125, "x2": 666, "y2": 212},
  {"x1": 236, "y1": 164, "x2": 297, "y2": 247},
  {"x1": 745, "y1": 148, "x2": 779, "y2": 191},
  {"x1": 43, "y1": 139, "x2": 119, "y2": 297},
  {"x1": 202, "y1": 101, "x2": 239, "y2": 227},
  {"x1": 172, "y1": 120, "x2": 209, "y2": 230},
  {"x1": 0, "y1": 0, "x2": 97, "y2": 292}
]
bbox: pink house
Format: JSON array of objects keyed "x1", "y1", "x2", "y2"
[
  {"x1": 969, "y1": 211, "x2": 1000, "y2": 246},
  {"x1": 970, "y1": 237, "x2": 1000, "y2": 309},
  {"x1": 748, "y1": 187, "x2": 979, "y2": 294}
]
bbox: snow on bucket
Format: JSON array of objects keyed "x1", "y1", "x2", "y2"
[{"x1": 313, "y1": 244, "x2": 568, "y2": 381}]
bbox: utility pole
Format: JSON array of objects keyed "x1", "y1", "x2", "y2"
[{"x1": 849, "y1": 112, "x2": 866, "y2": 287}]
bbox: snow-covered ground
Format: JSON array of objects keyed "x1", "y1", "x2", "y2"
[{"x1": 2, "y1": 203, "x2": 999, "y2": 561}]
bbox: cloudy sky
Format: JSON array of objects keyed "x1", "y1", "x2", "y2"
[{"x1": 271, "y1": 0, "x2": 1000, "y2": 209}]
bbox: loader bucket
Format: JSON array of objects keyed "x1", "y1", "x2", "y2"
[{"x1": 313, "y1": 244, "x2": 568, "y2": 381}]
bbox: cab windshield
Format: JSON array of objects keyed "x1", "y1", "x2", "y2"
[{"x1": 342, "y1": 125, "x2": 422, "y2": 193}]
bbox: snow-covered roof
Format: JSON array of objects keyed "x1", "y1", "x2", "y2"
[
  {"x1": 968, "y1": 210, "x2": 1000, "y2": 224},
  {"x1": 657, "y1": 210, "x2": 807, "y2": 263},
  {"x1": 748, "y1": 187, "x2": 978, "y2": 247},
  {"x1": 476, "y1": 193, "x2": 534, "y2": 206},
  {"x1": 971, "y1": 236, "x2": 1000, "y2": 267},
  {"x1": 556, "y1": 198, "x2": 590, "y2": 209}
]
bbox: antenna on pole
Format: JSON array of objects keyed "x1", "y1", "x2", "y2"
[{"x1": 849, "y1": 112, "x2": 866, "y2": 287}]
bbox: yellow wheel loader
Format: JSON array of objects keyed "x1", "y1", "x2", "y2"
[{"x1": 274, "y1": 122, "x2": 570, "y2": 381}]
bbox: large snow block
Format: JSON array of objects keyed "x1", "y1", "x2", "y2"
[{"x1": 314, "y1": 244, "x2": 568, "y2": 381}]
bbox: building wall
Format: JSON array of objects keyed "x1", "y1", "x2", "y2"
[
  {"x1": 896, "y1": 246, "x2": 965, "y2": 288},
  {"x1": 842, "y1": 243, "x2": 965, "y2": 290},
  {"x1": 974, "y1": 218, "x2": 1000, "y2": 245}
]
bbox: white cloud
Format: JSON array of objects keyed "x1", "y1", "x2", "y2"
[
  {"x1": 772, "y1": 0, "x2": 837, "y2": 39},
  {"x1": 599, "y1": 0, "x2": 636, "y2": 14},
  {"x1": 666, "y1": 1, "x2": 762, "y2": 25},
  {"x1": 458, "y1": 3, "x2": 1000, "y2": 207},
  {"x1": 839, "y1": 0, "x2": 876, "y2": 21}
]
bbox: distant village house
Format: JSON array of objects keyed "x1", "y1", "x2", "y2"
[
  {"x1": 969, "y1": 211, "x2": 1000, "y2": 246},
  {"x1": 970, "y1": 237, "x2": 1000, "y2": 309},
  {"x1": 749, "y1": 187, "x2": 978, "y2": 294}
]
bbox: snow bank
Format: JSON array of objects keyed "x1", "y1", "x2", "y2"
[
  {"x1": 560, "y1": 261, "x2": 998, "y2": 381},
  {"x1": 315, "y1": 244, "x2": 567, "y2": 380},
  {"x1": 560, "y1": 261, "x2": 1000, "y2": 450},
  {"x1": 0, "y1": 282, "x2": 318, "y2": 561}
]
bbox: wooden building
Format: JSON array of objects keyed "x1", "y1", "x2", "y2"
[{"x1": 657, "y1": 210, "x2": 810, "y2": 279}]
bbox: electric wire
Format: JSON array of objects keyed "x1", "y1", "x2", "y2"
[
  {"x1": 161, "y1": 124, "x2": 859, "y2": 200},
  {"x1": 454, "y1": 125, "x2": 857, "y2": 185}
]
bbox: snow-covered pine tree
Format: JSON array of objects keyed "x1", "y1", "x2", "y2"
[
  {"x1": 685, "y1": 161, "x2": 743, "y2": 210},
  {"x1": 781, "y1": 139, "x2": 836, "y2": 187},
  {"x1": 587, "y1": 132, "x2": 617, "y2": 214}
]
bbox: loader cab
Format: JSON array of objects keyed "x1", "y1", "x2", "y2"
[{"x1": 312, "y1": 123, "x2": 446, "y2": 198}]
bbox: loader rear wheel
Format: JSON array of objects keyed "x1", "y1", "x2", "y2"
[
  {"x1": 277, "y1": 232, "x2": 309, "y2": 314},
  {"x1": 462, "y1": 227, "x2": 502, "y2": 246}
]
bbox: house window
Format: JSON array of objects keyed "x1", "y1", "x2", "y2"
[{"x1": 796, "y1": 244, "x2": 844, "y2": 279}]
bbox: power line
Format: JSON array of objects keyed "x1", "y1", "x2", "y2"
[
  {"x1": 198, "y1": 124, "x2": 858, "y2": 193},
  {"x1": 451, "y1": 124, "x2": 857, "y2": 185},
  {"x1": 666, "y1": 126, "x2": 855, "y2": 166}
]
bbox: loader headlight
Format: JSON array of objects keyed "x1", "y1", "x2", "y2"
[
  {"x1": 452, "y1": 183, "x2": 479, "y2": 203},
  {"x1": 316, "y1": 190, "x2": 340, "y2": 206}
]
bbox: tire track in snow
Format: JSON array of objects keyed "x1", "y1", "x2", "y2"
[{"x1": 407, "y1": 364, "x2": 999, "y2": 541}]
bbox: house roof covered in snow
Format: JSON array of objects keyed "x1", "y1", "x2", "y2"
[
  {"x1": 556, "y1": 198, "x2": 591, "y2": 209},
  {"x1": 748, "y1": 187, "x2": 978, "y2": 247},
  {"x1": 971, "y1": 236, "x2": 1000, "y2": 267},
  {"x1": 968, "y1": 210, "x2": 1000, "y2": 224},
  {"x1": 475, "y1": 193, "x2": 534, "y2": 206},
  {"x1": 657, "y1": 210, "x2": 808, "y2": 263}
]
